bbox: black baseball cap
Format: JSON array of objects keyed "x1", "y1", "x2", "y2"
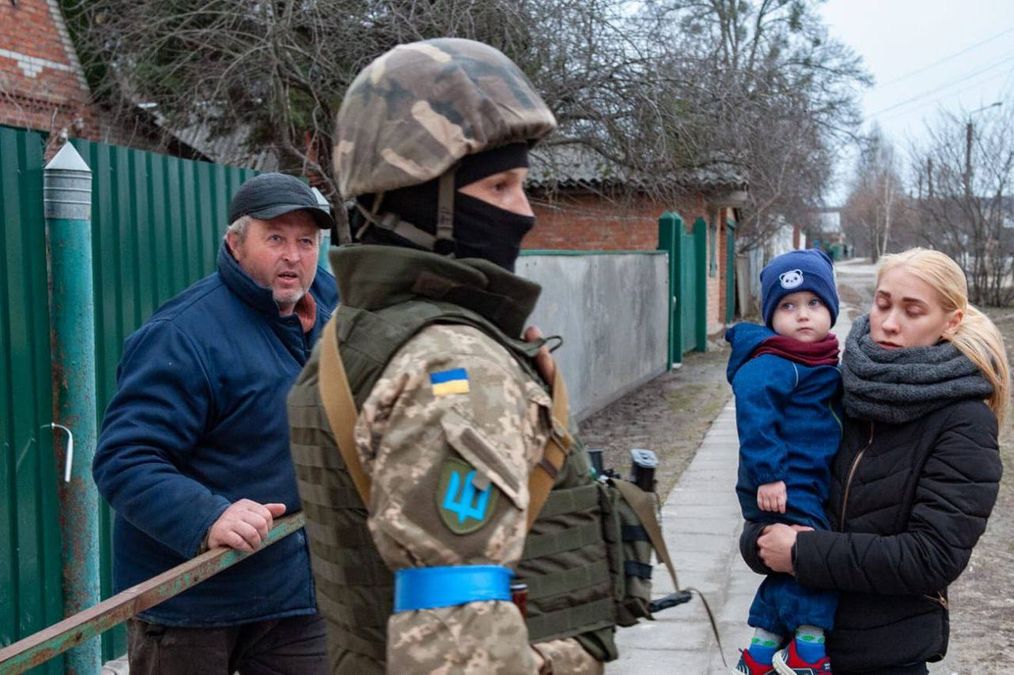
[{"x1": 228, "y1": 173, "x2": 334, "y2": 229}]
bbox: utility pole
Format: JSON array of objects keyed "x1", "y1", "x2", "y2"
[
  {"x1": 965, "y1": 120, "x2": 973, "y2": 197},
  {"x1": 965, "y1": 101, "x2": 1003, "y2": 198}
]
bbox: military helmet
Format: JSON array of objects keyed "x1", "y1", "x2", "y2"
[{"x1": 335, "y1": 38, "x2": 557, "y2": 199}]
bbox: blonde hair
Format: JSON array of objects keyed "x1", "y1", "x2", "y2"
[{"x1": 878, "y1": 248, "x2": 1010, "y2": 423}]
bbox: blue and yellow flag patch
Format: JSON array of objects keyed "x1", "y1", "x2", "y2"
[{"x1": 430, "y1": 368, "x2": 470, "y2": 397}]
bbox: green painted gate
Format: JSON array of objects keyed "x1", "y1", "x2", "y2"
[
  {"x1": 0, "y1": 127, "x2": 64, "y2": 675},
  {"x1": 726, "y1": 220, "x2": 737, "y2": 324},
  {"x1": 657, "y1": 212, "x2": 707, "y2": 366}
]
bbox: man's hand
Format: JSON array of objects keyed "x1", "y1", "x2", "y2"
[
  {"x1": 757, "y1": 480, "x2": 787, "y2": 513},
  {"x1": 523, "y1": 325, "x2": 556, "y2": 385},
  {"x1": 206, "y1": 499, "x2": 286, "y2": 553}
]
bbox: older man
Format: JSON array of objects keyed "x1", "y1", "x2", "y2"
[{"x1": 93, "y1": 173, "x2": 337, "y2": 674}]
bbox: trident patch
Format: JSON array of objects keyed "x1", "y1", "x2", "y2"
[{"x1": 437, "y1": 458, "x2": 498, "y2": 534}]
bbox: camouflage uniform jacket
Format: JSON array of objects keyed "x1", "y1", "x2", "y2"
[{"x1": 296, "y1": 245, "x2": 605, "y2": 674}]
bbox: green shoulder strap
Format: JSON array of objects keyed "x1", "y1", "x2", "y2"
[
  {"x1": 610, "y1": 479, "x2": 679, "y2": 590},
  {"x1": 610, "y1": 478, "x2": 727, "y2": 668}
]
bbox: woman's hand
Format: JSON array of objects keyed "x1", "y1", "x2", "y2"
[{"x1": 757, "y1": 523, "x2": 812, "y2": 574}]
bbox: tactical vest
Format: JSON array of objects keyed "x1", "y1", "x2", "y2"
[{"x1": 288, "y1": 246, "x2": 617, "y2": 673}]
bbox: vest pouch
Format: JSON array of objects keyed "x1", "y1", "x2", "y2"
[{"x1": 599, "y1": 478, "x2": 657, "y2": 626}]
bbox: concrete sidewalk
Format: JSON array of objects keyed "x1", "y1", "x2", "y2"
[
  {"x1": 609, "y1": 310, "x2": 856, "y2": 674},
  {"x1": 607, "y1": 399, "x2": 751, "y2": 674}
]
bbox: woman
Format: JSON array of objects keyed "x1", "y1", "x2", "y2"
[{"x1": 741, "y1": 248, "x2": 1007, "y2": 675}]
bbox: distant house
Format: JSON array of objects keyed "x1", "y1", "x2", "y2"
[{"x1": 524, "y1": 144, "x2": 749, "y2": 334}]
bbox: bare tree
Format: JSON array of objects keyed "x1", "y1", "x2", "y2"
[
  {"x1": 841, "y1": 126, "x2": 906, "y2": 262},
  {"x1": 908, "y1": 108, "x2": 1014, "y2": 306},
  {"x1": 63, "y1": 0, "x2": 866, "y2": 250},
  {"x1": 62, "y1": 2, "x2": 668, "y2": 196},
  {"x1": 644, "y1": 0, "x2": 870, "y2": 252}
]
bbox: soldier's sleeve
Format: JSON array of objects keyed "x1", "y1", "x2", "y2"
[{"x1": 355, "y1": 324, "x2": 551, "y2": 674}]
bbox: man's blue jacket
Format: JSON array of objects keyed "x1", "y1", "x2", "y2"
[
  {"x1": 93, "y1": 242, "x2": 337, "y2": 626},
  {"x1": 725, "y1": 323, "x2": 842, "y2": 529}
]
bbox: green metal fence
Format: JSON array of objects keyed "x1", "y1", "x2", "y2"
[
  {"x1": 0, "y1": 125, "x2": 256, "y2": 668},
  {"x1": 657, "y1": 212, "x2": 708, "y2": 366},
  {"x1": 0, "y1": 127, "x2": 64, "y2": 675}
]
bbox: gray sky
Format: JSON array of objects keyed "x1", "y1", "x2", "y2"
[{"x1": 819, "y1": 0, "x2": 1014, "y2": 201}]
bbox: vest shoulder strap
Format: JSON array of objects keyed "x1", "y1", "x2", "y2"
[
  {"x1": 320, "y1": 317, "x2": 372, "y2": 503},
  {"x1": 317, "y1": 314, "x2": 572, "y2": 529},
  {"x1": 610, "y1": 479, "x2": 678, "y2": 592}
]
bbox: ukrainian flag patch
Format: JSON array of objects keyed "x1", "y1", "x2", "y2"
[{"x1": 430, "y1": 368, "x2": 470, "y2": 397}]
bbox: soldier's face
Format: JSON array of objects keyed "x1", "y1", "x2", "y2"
[
  {"x1": 457, "y1": 168, "x2": 533, "y2": 216},
  {"x1": 227, "y1": 211, "x2": 320, "y2": 316}
]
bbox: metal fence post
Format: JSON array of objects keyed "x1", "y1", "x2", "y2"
[{"x1": 44, "y1": 142, "x2": 100, "y2": 675}]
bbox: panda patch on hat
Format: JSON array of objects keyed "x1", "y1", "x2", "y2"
[{"x1": 779, "y1": 269, "x2": 804, "y2": 290}]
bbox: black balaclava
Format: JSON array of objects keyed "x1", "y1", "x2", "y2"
[{"x1": 355, "y1": 143, "x2": 534, "y2": 272}]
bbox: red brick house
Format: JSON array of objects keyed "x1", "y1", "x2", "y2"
[
  {"x1": 525, "y1": 146, "x2": 749, "y2": 334},
  {"x1": 0, "y1": 0, "x2": 100, "y2": 140},
  {"x1": 0, "y1": 0, "x2": 245, "y2": 160}
]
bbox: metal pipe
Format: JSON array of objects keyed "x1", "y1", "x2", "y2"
[
  {"x1": 44, "y1": 142, "x2": 100, "y2": 675},
  {"x1": 0, "y1": 514, "x2": 306, "y2": 674}
]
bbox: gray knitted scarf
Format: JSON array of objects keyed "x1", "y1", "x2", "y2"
[{"x1": 842, "y1": 315, "x2": 993, "y2": 424}]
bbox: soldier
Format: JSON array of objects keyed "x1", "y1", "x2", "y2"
[{"x1": 288, "y1": 38, "x2": 618, "y2": 674}]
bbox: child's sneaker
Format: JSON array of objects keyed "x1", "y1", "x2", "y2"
[
  {"x1": 731, "y1": 648, "x2": 776, "y2": 675},
  {"x1": 772, "y1": 639, "x2": 832, "y2": 674}
]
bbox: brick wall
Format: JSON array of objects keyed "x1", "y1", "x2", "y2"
[
  {"x1": 0, "y1": 0, "x2": 100, "y2": 138},
  {"x1": 0, "y1": 0, "x2": 173, "y2": 155},
  {"x1": 526, "y1": 190, "x2": 710, "y2": 251},
  {"x1": 526, "y1": 188, "x2": 737, "y2": 335}
]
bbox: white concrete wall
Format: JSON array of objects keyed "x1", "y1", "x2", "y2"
[{"x1": 517, "y1": 252, "x2": 669, "y2": 421}]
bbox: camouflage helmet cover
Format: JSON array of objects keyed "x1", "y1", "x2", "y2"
[{"x1": 335, "y1": 38, "x2": 557, "y2": 198}]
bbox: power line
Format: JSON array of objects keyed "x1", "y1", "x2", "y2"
[
  {"x1": 877, "y1": 67, "x2": 1012, "y2": 124},
  {"x1": 880, "y1": 66, "x2": 1014, "y2": 123},
  {"x1": 874, "y1": 24, "x2": 1014, "y2": 89},
  {"x1": 868, "y1": 51, "x2": 1014, "y2": 117}
]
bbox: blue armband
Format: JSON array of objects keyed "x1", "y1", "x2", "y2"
[{"x1": 393, "y1": 565, "x2": 512, "y2": 612}]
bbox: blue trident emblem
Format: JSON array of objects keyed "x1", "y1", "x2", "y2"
[{"x1": 442, "y1": 469, "x2": 492, "y2": 524}]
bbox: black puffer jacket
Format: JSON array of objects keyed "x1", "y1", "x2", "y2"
[{"x1": 741, "y1": 399, "x2": 1001, "y2": 672}]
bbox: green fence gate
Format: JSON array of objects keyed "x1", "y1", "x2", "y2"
[
  {"x1": 657, "y1": 212, "x2": 707, "y2": 366},
  {"x1": 726, "y1": 220, "x2": 737, "y2": 324},
  {"x1": 0, "y1": 127, "x2": 64, "y2": 675}
]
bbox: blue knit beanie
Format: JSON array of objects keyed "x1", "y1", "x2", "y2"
[{"x1": 760, "y1": 249, "x2": 839, "y2": 328}]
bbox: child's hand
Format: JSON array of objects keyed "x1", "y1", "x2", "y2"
[{"x1": 757, "y1": 481, "x2": 787, "y2": 513}]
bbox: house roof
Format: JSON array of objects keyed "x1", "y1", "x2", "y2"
[{"x1": 527, "y1": 143, "x2": 749, "y2": 193}]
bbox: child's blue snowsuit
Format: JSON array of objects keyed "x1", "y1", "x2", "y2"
[{"x1": 726, "y1": 322, "x2": 842, "y2": 634}]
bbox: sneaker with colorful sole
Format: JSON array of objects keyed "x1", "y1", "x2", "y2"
[
  {"x1": 772, "y1": 639, "x2": 832, "y2": 675},
  {"x1": 731, "y1": 648, "x2": 777, "y2": 675}
]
